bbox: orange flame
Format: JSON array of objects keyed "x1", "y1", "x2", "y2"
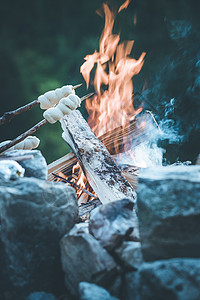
[
  {"x1": 62, "y1": 1, "x2": 151, "y2": 200},
  {"x1": 80, "y1": 2, "x2": 146, "y2": 149},
  {"x1": 118, "y1": 0, "x2": 131, "y2": 13},
  {"x1": 72, "y1": 162, "x2": 87, "y2": 196}
]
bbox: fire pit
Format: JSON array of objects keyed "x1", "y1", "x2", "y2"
[
  {"x1": 0, "y1": 1, "x2": 200, "y2": 300},
  {"x1": 47, "y1": 2, "x2": 161, "y2": 209}
]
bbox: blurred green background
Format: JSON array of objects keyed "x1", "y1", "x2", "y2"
[{"x1": 0, "y1": 0, "x2": 199, "y2": 164}]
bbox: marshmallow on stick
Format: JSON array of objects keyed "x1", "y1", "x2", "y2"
[
  {"x1": 0, "y1": 136, "x2": 40, "y2": 153},
  {"x1": 43, "y1": 94, "x2": 81, "y2": 124},
  {"x1": 0, "y1": 83, "x2": 81, "y2": 126},
  {"x1": 38, "y1": 85, "x2": 75, "y2": 109},
  {"x1": 0, "y1": 92, "x2": 94, "y2": 154}
]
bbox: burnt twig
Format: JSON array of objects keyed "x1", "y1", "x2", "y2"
[{"x1": 52, "y1": 173, "x2": 98, "y2": 199}]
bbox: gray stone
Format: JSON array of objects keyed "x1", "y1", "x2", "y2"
[
  {"x1": 89, "y1": 199, "x2": 139, "y2": 251},
  {"x1": 115, "y1": 241, "x2": 143, "y2": 270},
  {"x1": 137, "y1": 165, "x2": 200, "y2": 261},
  {"x1": 0, "y1": 159, "x2": 25, "y2": 180},
  {"x1": 69, "y1": 222, "x2": 89, "y2": 235},
  {"x1": 3, "y1": 149, "x2": 48, "y2": 180},
  {"x1": 123, "y1": 258, "x2": 200, "y2": 300},
  {"x1": 79, "y1": 282, "x2": 119, "y2": 300},
  {"x1": 107, "y1": 275, "x2": 122, "y2": 299},
  {"x1": 0, "y1": 177, "x2": 78, "y2": 300},
  {"x1": 60, "y1": 226, "x2": 118, "y2": 297}
]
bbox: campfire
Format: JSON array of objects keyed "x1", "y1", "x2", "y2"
[
  {"x1": 1, "y1": 1, "x2": 200, "y2": 299},
  {"x1": 0, "y1": 0, "x2": 160, "y2": 209},
  {"x1": 48, "y1": 1, "x2": 158, "y2": 207}
]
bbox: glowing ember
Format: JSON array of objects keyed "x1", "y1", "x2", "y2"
[
  {"x1": 80, "y1": 1, "x2": 146, "y2": 155},
  {"x1": 72, "y1": 162, "x2": 87, "y2": 198}
]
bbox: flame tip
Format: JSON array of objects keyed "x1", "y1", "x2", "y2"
[{"x1": 80, "y1": 0, "x2": 145, "y2": 160}]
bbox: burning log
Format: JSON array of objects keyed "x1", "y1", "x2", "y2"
[
  {"x1": 48, "y1": 155, "x2": 139, "y2": 191},
  {"x1": 61, "y1": 110, "x2": 136, "y2": 204},
  {"x1": 47, "y1": 111, "x2": 154, "y2": 183}
]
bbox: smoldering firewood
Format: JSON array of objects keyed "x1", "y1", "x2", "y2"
[
  {"x1": 48, "y1": 158, "x2": 139, "y2": 191},
  {"x1": 47, "y1": 112, "x2": 153, "y2": 182},
  {"x1": 61, "y1": 110, "x2": 136, "y2": 204}
]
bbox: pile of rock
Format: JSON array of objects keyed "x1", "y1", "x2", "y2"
[
  {"x1": 60, "y1": 198, "x2": 142, "y2": 299},
  {"x1": 0, "y1": 150, "x2": 78, "y2": 300},
  {"x1": 124, "y1": 165, "x2": 200, "y2": 300},
  {"x1": 0, "y1": 150, "x2": 200, "y2": 300},
  {"x1": 59, "y1": 165, "x2": 200, "y2": 300}
]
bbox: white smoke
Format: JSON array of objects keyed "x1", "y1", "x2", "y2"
[{"x1": 115, "y1": 98, "x2": 184, "y2": 167}]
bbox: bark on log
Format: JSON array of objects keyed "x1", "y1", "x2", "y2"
[{"x1": 61, "y1": 110, "x2": 136, "y2": 204}]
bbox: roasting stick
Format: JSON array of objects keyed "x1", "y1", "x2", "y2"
[
  {"x1": 0, "y1": 83, "x2": 83, "y2": 126},
  {"x1": 0, "y1": 92, "x2": 94, "y2": 154},
  {"x1": 52, "y1": 173, "x2": 98, "y2": 199}
]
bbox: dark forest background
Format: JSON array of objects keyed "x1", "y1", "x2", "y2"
[{"x1": 0, "y1": 0, "x2": 199, "y2": 164}]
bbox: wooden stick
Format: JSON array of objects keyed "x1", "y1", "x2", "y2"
[
  {"x1": 0, "y1": 99, "x2": 39, "y2": 126},
  {"x1": 0, "y1": 83, "x2": 82, "y2": 126},
  {"x1": 0, "y1": 92, "x2": 94, "y2": 154},
  {"x1": 52, "y1": 172, "x2": 98, "y2": 199},
  {"x1": 0, "y1": 119, "x2": 48, "y2": 154}
]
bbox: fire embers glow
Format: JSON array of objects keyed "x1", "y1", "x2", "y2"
[
  {"x1": 71, "y1": 163, "x2": 88, "y2": 201},
  {"x1": 80, "y1": 2, "x2": 146, "y2": 144},
  {"x1": 56, "y1": 165, "x2": 96, "y2": 205}
]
